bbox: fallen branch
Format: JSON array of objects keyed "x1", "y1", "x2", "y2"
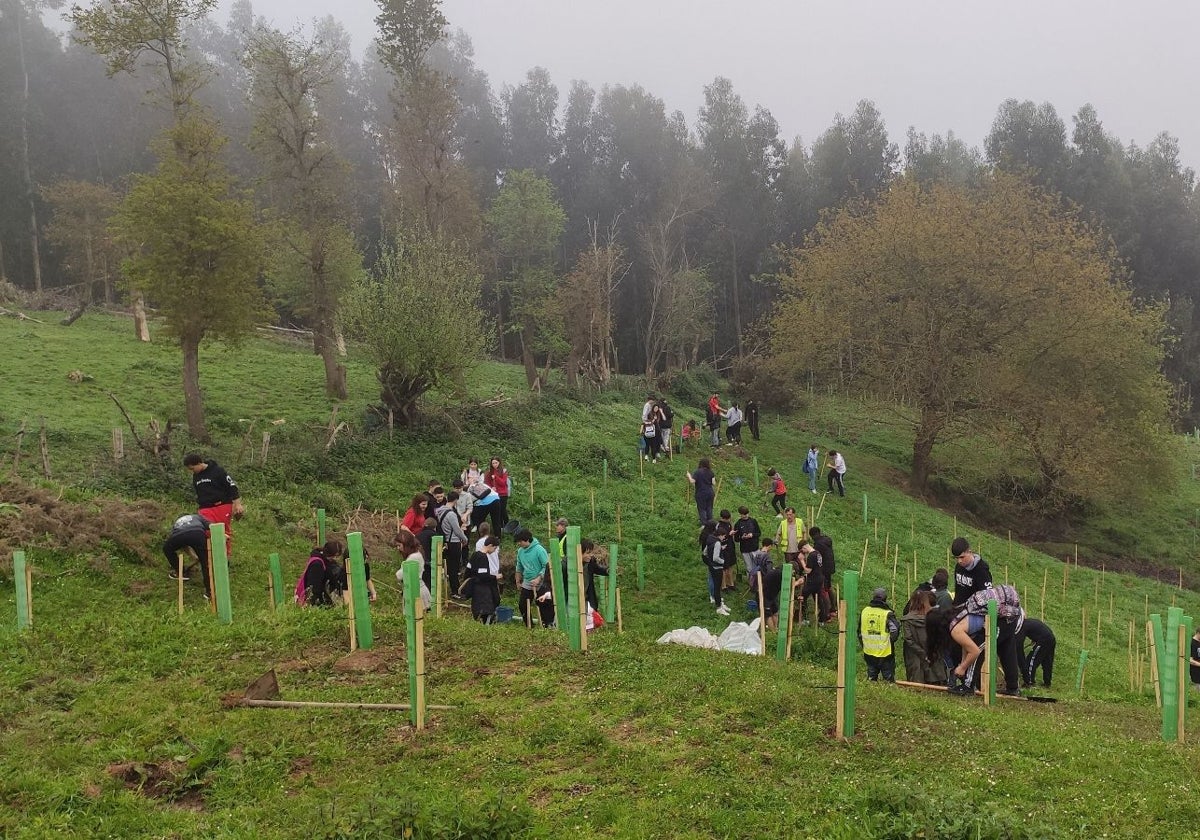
[
  {"x1": 0, "y1": 306, "x2": 45, "y2": 324},
  {"x1": 231, "y1": 698, "x2": 456, "y2": 711},
  {"x1": 106, "y1": 392, "x2": 149, "y2": 453}
]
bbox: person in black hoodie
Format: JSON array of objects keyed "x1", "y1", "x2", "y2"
[
  {"x1": 163, "y1": 512, "x2": 211, "y2": 595},
  {"x1": 950, "y1": 537, "x2": 992, "y2": 606},
  {"x1": 299, "y1": 540, "x2": 345, "y2": 607},
  {"x1": 462, "y1": 536, "x2": 501, "y2": 623},
  {"x1": 701, "y1": 520, "x2": 730, "y2": 616},
  {"x1": 1016, "y1": 616, "x2": 1057, "y2": 688},
  {"x1": 809, "y1": 526, "x2": 836, "y2": 618},
  {"x1": 798, "y1": 541, "x2": 828, "y2": 623},
  {"x1": 416, "y1": 517, "x2": 436, "y2": 588},
  {"x1": 578, "y1": 539, "x2": 610, "y2": 609},
  {"x1": 183, "y1": 453, "x2": 243, "y2": 559}
]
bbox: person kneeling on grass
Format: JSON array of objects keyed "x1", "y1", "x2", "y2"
[
  {"x1": 859, "y1": 587, "x2": 900, "y2": 682},
  {"x1": 515, "y1": 529, "x2": 555, "y2": 628},
  {"x1": 163, "y1": 512, "x2": 211, "y2": 596},
  {"x1": 297, "y1": 540, "x2": 345, "y2": 607}
]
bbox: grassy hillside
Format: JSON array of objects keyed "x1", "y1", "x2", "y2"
[{"x1": 1, "y1": 312, "x2": 1199, "y2": 838}]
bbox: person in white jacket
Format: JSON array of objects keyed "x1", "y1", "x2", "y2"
[{"x1": 826, "y1": 450, "x2": 847, "y2": 497}]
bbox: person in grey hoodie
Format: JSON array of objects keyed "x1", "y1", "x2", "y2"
[{"x1": 436, "y1": 491, "x2": 468, "y2": 595}]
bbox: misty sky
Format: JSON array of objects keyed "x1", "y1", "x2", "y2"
[{"x1": 234, "y1": 0, "x2": 1200, "y2": 164}]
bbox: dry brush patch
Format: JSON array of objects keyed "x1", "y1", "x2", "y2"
[{"x1": 0, "y1": 478, "x2": 166, "y2": 569}]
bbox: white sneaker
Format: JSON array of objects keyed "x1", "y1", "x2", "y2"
[
  {"x1": 709, "y1": 596, "x2": 716, "y2": 605},
  {"x1": 775, "y1": 513, "x2": 784, "y2": 519},
  {"x1": 716, "y1": 605, "x2": 730, "y2": 616},
  {"x1": 812, "y1": 489, "x2": 817, "y2": 494}
]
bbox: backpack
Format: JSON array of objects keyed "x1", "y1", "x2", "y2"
[
  {"x1": 642, "y1": 422, "x2": 657, "y2": 438},
  {"x1": 435, "y1": 506, "x2": 457, "y2": 536},
  {"x1": 469, "y1": 482, "x2": 492, "y2": 500},
  {"x1": 295, "y1": 553, "x2": 325, "y2": 605}
]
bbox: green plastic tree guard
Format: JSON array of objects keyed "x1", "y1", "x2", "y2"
[
  {"x1": 317, "y1": 508, "x2": 326, "y2": 545},
  {"x1": 986, "y1": 599, "x2": 998, "y2": 705},
  {"x1": 1162, "y1": 607, "x2": 1183, "y2": 741},
  {"x1": 402, "y1": 557, "x2": 422, "y2": 728},
  {"x1": 842, "y1": 570, "x2": 860, "y2": 738},
  {"x1": 269, "y1": 552, "x2": 284, "y2": 609},
  {"x1": 606, "y1": 544, "x2": 619, "y2": 622},
  {"x1": 13, "y1": 551, "x2": 29, "y2": 631},
  {"x1": 210, "y1": 524, "x2": 233, "y2": 625},
  {"x1": 548, "y1": 537, "x2": 566, "y2": 631},
  {"x1": 347, "y1": 532, "x2": 374, "y2": 649},
  {"x1": 637, "y1": 544, "x2": 645, "y2": 592},
  {"x1": 775, "y1": 562, "x2": 794, "y2": 661},
  {"x1": 430, "y1": 535, "x2": 443, "y2": 617},
  {"x1": 565, "y1": 526, "x2": 582, "y2": 651}
]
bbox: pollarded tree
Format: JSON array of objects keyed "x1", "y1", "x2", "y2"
[
  {"x1": 113, "y1": 117, "x2": 267, "y2": 442},
  {"x1": 341, "y1": 227, "x2": 484, "y2": 425},
  {"x1": 770, "y1": 173, "x2": 1174, "y2": 513}
]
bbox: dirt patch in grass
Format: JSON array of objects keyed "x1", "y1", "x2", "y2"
[
  {"x1": 332, "y1": 649, "x2": 390, "y2": 673},
  {"x1": 105, "y1": 761, "x2": 204, "y2": 810},
  {"x1": 125, "y1": 580, "x2": 155, "y2": 597},
  {"x1": 0, "y1": 478, "x2": 166, "y2": 569}
]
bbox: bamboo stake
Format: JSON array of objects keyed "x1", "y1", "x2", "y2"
[
  {"x1": 835, "y1": 603, "x2": 847, "y2": 739},
  {"x1": 1062, "y1": 561, "x2": 1068, "y2": 597},
  {"x1": 590, "y1": 488, "x2": 596, "y2": 523},
  {"x1": 1109, "y1": 591, "x2": 1114, "y2": 622},
  {"x1": 546, "y1": 502, "x2": 552, "y2": 542},
  {"x1": 649, "y1": 477, "x2": 655, "y2": 513},
  {"x1": 1041, "y1": 570, "x2": 1047, "y2": 620},
  {"x1": 177, "y1": 553, "x2": 185, "y2": 616},
  {"x1": 812, "y1": 591, "x2": 819, "y2": 638},
  {"x1": 1081, "y1": 604, "x2": 1086, "y2": 651},
  {"x1": 239, "y1": 699, "x2": 454, "y2": 711},
  {"x1": 414, "y1": 594, "x2": 427, "y2": 729},
  {"x1": 1179, "y1": 567, "x2": 1184, "y2": 590},
  {"x1": 713, "y1": 477, "x2": 723, "y2": 506},
  {"x1": 874, "y1": 518, "x2": 878, "y2": 539},
  {"x1": 267, "y1": 571, "x2": 275, "y2": 611},
  {"x1": 1178, "y1": 623, "x2": 1188, "y2": 742},
  {"x1": 206, "y1": 535, "x2": 217, "y2": 615},
  {"x1": 757, "y1": 573, "x2": 766, "y2": 655},
  {"x1": 815, "y1": 492, "x2": 827, "y2": 522},
  {"x1": 529, "y1": 467, "x2": 535, "y2": 505},
  {"x1": 639, "y1": 452, "x2": 644, "y2": 478},
  {"x1": 1004, "y1": 565, "x2": 1009, "y2": 586},
  {"x1": 346, "y1": 575, "x2": 357, "y2": 652},
  {"x1": 25, "y1": 562, "x2": 33, "y2": 628},
  {"x1": 616, "y1": 504, "x2": 622, "y2": 542},
  {"x1": 1128, "y1": 620, "x2": 1135, "y2": 693},
  {"x1": 1096, "y1": 609, "x2": 1101, "y2": 647},
  {"x1": 786, "y1": 579, "x2": 799, "y2": 659},
  {"x1": 616, "y1": 587, "x2": 624, "y2": 633},
  {"x1": 890, "y1": 545, "x2": 898, "y2": 604},
  {"x1": 953, "y1": 516, "x2": 957, "y2": 538},
  {"x1": 910, "y1": 513, "x2": 914, "y2": 543},
  {"x1": 859, "y1": 538, "x2": 869, "y2": 575},
  {"x1": 1147, "y1": 621, "x2": 1161, "y2": 708}
]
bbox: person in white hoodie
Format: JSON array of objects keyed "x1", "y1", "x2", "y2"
[{"x1": 724, "y1": 404, "x2": 743, "y2": 445}]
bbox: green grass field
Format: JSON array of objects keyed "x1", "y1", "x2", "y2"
[{"x1": 1, "y1": 312, "x2": 1198, "y2": 838}]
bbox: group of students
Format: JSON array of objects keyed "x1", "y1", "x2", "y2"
[
  {"x1": 703, "y1": 394, "x2": 759, "y2": 448},
  {"x1": 857, "y1": 537, "x2": 1059, "y2": 696}
]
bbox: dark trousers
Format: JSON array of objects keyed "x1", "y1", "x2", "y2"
[
  {"x1": 963, "y1": 620, "x2": 1022, "y2": 691},
  {"x1": 519, "y1": 587, "x2": 555, "y2": 627},
  {"x1": 163, "y1": 530, "x2": 210, "y2": 593},
  {"x1": 645, "y1": 435, "x2": 661, "y2": 459},
  {"x1": 749, "y1": 415, "x2": 759, "y2": 441},
  {"x1": 1023, "y1": 637, "x2": 1056, "y2": 687},
  {"x1": 444, "y1": 542, "x2": 463, "y2": 593},
  {"x1": 696, "y1": 494, "x2": 714, "y2": 526},
  {"x1": 771, "y1": 493, "x2": 787, "y2": 514},
  {"x1": 726, "y1": 422, "x2": 742, "y2": 444},
  {"x1": 865, "y1": 653, "x2": 895, "y2": 681},
  {"x1": 827, "y1": 470, "x2": 845, "y2": 496},
  {"x1": 800, "y1": 583, "x2": 829, "y2": 623},
  {"x1": 708, "y1": 566, "x2": 724, "y2": 608},
  {"x1": 496, "y1": 496, "x2": 509, "y2": 528}
]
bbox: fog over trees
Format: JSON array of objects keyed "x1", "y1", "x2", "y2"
[{"x1": 3, "y1": 0, "x2": 1199, "y2": 449}]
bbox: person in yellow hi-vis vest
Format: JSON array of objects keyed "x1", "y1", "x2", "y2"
[{"x1": 859, "y1": 587, "x2": 900, "y2": 682}]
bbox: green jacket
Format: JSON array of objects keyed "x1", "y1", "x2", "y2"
[{"x1": 516, "y1": 538, "x2": 550, "y2": 589}]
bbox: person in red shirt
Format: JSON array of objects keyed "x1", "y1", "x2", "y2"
[
  {"x1": 183, "y1": 453, "x2": 243, "y2": 559},
  {"x1": 484, "y1": 457, "x2": 511, "y2": 531},
  {"x1": 706, "y1": 394, "x2": 724, "y2": 447},
  {"x1": 400, "y1": 494, "x2": 428, "y2": 535}
]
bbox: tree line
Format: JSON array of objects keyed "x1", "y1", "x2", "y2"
[{"x1": 2, "y1": 0, "x2": 1198, "y2": 443}]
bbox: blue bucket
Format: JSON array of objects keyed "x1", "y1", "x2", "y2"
[{"x1": 495, "y1": 606, "x2": 515, "y2": 624}]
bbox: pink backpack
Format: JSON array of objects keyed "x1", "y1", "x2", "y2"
[{"x1": 295, "y1": 553, "x2": 325, "y2": 605}]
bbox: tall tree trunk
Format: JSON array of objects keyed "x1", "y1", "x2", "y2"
[
  {"x1": 133, "y1": 292, "x2": 150, "y2": 341},
  {"x1": 910, "y1": 406, "x2": 944, "y2": 491},
  {"x1": 520, "y1": 317, "x2": 540, "y2": 390},
  {"x1": 180, "y1": 332, "x2": 209, "y2": 442},
  {"x1": 314, "y1": 327, "x2": 348, "y2": 400},
  {"x1": 731, "y1": 233, "x2": 742, "y2": 357},
  {"x1": 15, "y1": 6, "x2": 43, "y2": 292}
]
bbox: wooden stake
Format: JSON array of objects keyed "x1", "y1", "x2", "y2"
[
  {"x1": 1074, "y1": 543, "x2": 1078, "y2": 568},
  {"x1": 260, "y1": 431, "x2": 271, "y2": 465},
  {"x1": 785, "y1": 579, "x2": 799, "y2": 659},
  {"x1": 890, "y1": 545, "x2": 898, "y2": 604},
  {"x1": 883, "y1": 533, "x2": 889, "y2": 565},
  {"x1": 1062, "y1": 561, "x2": 1068, "y2": 597},
  {"x1": 874, "y1": 518, "x2": 878, "y2": 539},
  {"x1": 1081, "y1": 604, "x2": 1086, "y2": 651},
  {"x1": 1179, "y1": 567, "x2": 1184, "y2": 590},
  {"x1": 1004, "y1": 565, "x2": 1009, "y2": 585},
  {"x1": 414, "y1": 596, "x2": 426, "y2": 730},
  {"x1": 616, "y1": 504, "x2": 622, "y2": 542},
  {"x1": 267, "y1": 571, "x2": 275, "y2": 611},
  {"x1": 1128, "y1": 620, "x2": 1135, "y2": 693},
  {"x1": 529, "y1": 467, "x2": 535, "y2": 505},
  {"x1": 616, "y1": 587, "x2": 624, "y2": 633},
  {"x1": 815, "y1": 492, "x2": 827, "y2": 522},
  {"x1": 590, "y1": 488, "x2": 596, "y2": 522},
  {"x1": 546, "y1": 502, "x2": 552, "y2": 542},
  {"x1": 1178, "y1": 623, "x2": 1188, "y2": 742},
  {"x1": 649, "y1": 477, "x2": 655, "y2": 513},
  {"x1": 953, "y1": 516, "x2": 957, "y2": 538},
  {"x1": 206, "y1": 535, "x2": 217, "y2": 615},
  {"x1": 25, "y1": 562, "x2": 33, "y2": 628},
  {"x1": 112, "y1": 428, "x2": 124, "y2": 461},
  {"x1": 1041, "y1": 571, "x2": 1047, "y2": 621},
  {"x1": 713, "y1": 476, "x2": 723, "y2": 506},
  {"x1": 859, "y1": 539, "x2": 869, "y2": 575}
]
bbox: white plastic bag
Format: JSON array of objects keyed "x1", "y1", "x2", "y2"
[
  {"x1": 655, "y1": 626, "x2": 721, "y2": 649},
  {"x1": 717, "y1": 618, "x2": 763, "y2": 655}
]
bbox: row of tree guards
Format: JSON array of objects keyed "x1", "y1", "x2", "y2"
[{"x1": 8, "y1": 495, "x2": 1194, "y2": 742}]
